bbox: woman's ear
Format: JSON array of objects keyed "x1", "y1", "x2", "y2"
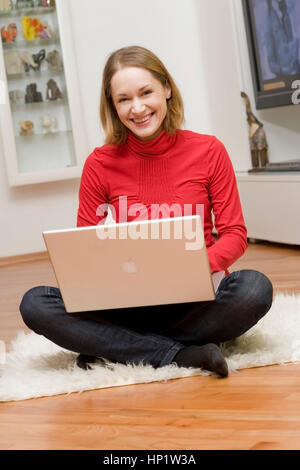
[{"x1": 165, "y1": 82, "x2": 172, "y2": 100}]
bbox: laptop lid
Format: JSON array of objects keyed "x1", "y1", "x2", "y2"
[{"x1": 43, "y1": 215, "x2": 218, "y2": 313}]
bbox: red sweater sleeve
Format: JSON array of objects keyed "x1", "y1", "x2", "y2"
[
  {"x1": 207, "y1": 138, "x2": 247, "y2": 272},
  {"x1": 77, "y1": 151, "x2": 109, "y2": 227}
]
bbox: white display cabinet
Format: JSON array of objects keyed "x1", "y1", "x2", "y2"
[{"x1": 0, "y1": 0, "x2": 88, "y2": 186}]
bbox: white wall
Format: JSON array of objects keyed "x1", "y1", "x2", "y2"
[
  {"x1": 194, "y1": 0, "x2": 251, "y2": 172},
  {"x1": 2, "y1": 0, "x2": 298, "y2": 257},
  {"x1": 68, "y1": 0, "x2": 213, "y2": 148}
]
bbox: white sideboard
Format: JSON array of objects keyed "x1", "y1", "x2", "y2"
[{"x1": 236, "y1": 172, "x2": 300, "y2": 245}]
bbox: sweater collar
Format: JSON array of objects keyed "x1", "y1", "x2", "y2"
[{"x1": 125, "y1": 129, "x2": 177, "y2": 157}]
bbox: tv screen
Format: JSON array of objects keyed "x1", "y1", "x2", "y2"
[{"x1": 242, "y1": 0, "x2": 300, "y2": 109}]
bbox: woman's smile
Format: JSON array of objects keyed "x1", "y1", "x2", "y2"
[{"x1": 131, "y1": 112, "x2": 154, "y2": 126}]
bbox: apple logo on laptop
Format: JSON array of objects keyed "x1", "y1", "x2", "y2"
[{"x1": 122, "y1": 258, "x2": 137, "y2": 274}]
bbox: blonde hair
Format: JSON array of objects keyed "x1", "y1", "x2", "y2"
[{"x1": 100, "y1": 45, "x2": 185, "y2": 145}]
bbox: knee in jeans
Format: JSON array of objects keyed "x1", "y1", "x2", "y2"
[
  {"x1": 255, "y1": 271, "x2": 273, "y2": 310},
  {"x1": 19, "y1": 286, "x2": 47, "y2": 329},
  {"x1": 242, "y1": 270, "x2": 273, "y2": 320}
]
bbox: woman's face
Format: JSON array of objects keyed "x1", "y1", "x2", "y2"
[{"x1": 111, "y1": 66, "x2": 171, "y2": 141}]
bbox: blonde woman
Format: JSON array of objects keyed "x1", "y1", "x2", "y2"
[{"x1": 20, "y1": 46, "x2": 273, "y2": 378}]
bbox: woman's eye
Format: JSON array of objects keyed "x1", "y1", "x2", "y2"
[{"x1": 118, "y1": 91, "x2": 151, "y2": 103}]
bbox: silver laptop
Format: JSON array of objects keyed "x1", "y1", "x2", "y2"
[{"x1": 42, "y1": 215, "x2": 224, "y2": 313}]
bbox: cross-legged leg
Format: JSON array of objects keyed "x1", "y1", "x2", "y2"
[
  {"x1": 19, "y1": 286, "x2": 182, "y2": 368},
  {"x1": 160, "y1": 269, "x2": 273, "y2": 346}
]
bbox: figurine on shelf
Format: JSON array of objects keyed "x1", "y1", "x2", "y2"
[
  {"x1": 20, "y1": 50, "x2": 39, "y2": 71},
  {"x1": 25, "y1": 82, "x2": 43, "y2": 103},
  {"x1": 19, "y1": 120, "x2": 34, "y2": 136},
  {"x1": 1, "y1": 23, "x2": 17, "y2": 43},
  {"x1": 0, "y1": 0, "x2": 13, "y2": 12},
  {"x1": 241, "y1": 91, "x2": 269, "y2": 172},
  {"x1": 39, "y1": 21, "x2": 53, "y2": 39},
  {"x1": 5, "y1": 51, "x2": 26, "y2": 74},
  {"x1": 15, "y1": 0, "x2": 34, "y2": 8},
  {"x1": 4, "y1": 50, "x2": 38, "y2": 74},
  {"x1": 40, "y1": 113, "x2": 57, "y2": 133},
  {"x1": 46, "y1": 78, "x2": 62, "y2": 101},
  {"x1": 39, "y1": 0, "x2": 55, "y2": 8},
  {"x1": 9, "y1": 89, "x2": 25, "y2": 105},
  {"x1": 31, "y1": 48, "x2": 46, "y2": 70},
  {"x1": 22, "y1": 17, "x2": 43, "y2": 41},
  {"x1": 45, "y1": 49, "x2": 62, "y2": 71},
  {"x1": 22, "y1": 16, "x2": 53, "y2": 41}
]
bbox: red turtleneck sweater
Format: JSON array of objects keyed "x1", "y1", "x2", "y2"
[{"x1": 77, "y1": 129, "x2": 247, "y2": 273}]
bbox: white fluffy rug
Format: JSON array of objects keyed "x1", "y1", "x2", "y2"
[{"x1": 1, "y1": 292, "x2": 300, "y2": 402}]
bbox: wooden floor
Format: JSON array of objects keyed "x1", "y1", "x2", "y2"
[{"x1": 0, "y1": 240, "x2": 300, "y2": 450}]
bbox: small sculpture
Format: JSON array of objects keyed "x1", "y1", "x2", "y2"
[
  {"x1": 19, "y1": 120, "x2": 34, "y2": 136},
  {"x1": 22, "y1": 17, "x2": 40, "y2": 41},
  {"x1": 4, "y1": 51, "x2": 38, "y2": 75},
  {"x1": 20, "y1": 51, "x2": 39, "y2": 71},
  {"x1": 22, "y1": 17, "x2": 53, "y2": 41},
  {"x1": 25, "y1": 82, "x2": 43, "y2": 103},
  {"x1": 40, "y1": 0, "x2": 55, "y2": 6},
  {"x1": 9, "y1": 89, "x2": 25, "y2": 105},
  {"x1": 1, "y1": 23, "x2": 17, "y2": 43},
  {"x1": 39, "y1": 21, "x2": 53, "y2": 39},
  {"x1": 15, "y1": 0, "x2": 34, "y2": 8},
  {"x1": 31, "y1": 48, "x2": 46, "y2": 71},
  {"x1": 5, "y1": 51, "x2": 26, "y2": 75},
  {"x1": 40, "y1": 114, "x2": 58, "y2": 133},
  {"x1": 46, "y1": 78, "x2": 63, "y2": 101},
  {"x1": 45, "y1": 49, "x2": 62, "y2": 71},
  {"x1": 241, "y1": 92, "x2": 269, "y2": 172},
  {"x1": 0, "y1": 0, "x2": 13, "y2": 12}
]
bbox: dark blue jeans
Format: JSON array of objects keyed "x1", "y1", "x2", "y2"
[{"x1": 19, "y1": 269, "x2": 273, "y2": 368}]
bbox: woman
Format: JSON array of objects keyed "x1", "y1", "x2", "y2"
[{"x1": 20, "y1": 46, "x2": 273, "y2": 378}]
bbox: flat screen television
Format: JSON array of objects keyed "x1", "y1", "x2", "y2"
[{"x1": 242, "y1": 0, "x2": 300, "y2": 109}]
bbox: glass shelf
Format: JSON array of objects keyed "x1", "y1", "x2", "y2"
[
  {"x1": 0, "y1": 6, "x2": 55, "y2": 18},
  {"x1": 15, "y1": 129, "x2": 77, "y2": 174},
  {"x1": 2, "y1": 34, "x2": 60, "y2": 49},
  {"x1": 6, "y1": 66, "x2": 64, "y2": 80},
  {"x1": 16, "y1": 129, "x2": 72, "y2": 140},
  {"x1": 11, "y1": 97, "x2": 67, "y2": 108}
]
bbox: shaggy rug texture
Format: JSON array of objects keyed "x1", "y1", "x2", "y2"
[{"x1": 0, "y1": 292, "x2": 300, "y2": 402}]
